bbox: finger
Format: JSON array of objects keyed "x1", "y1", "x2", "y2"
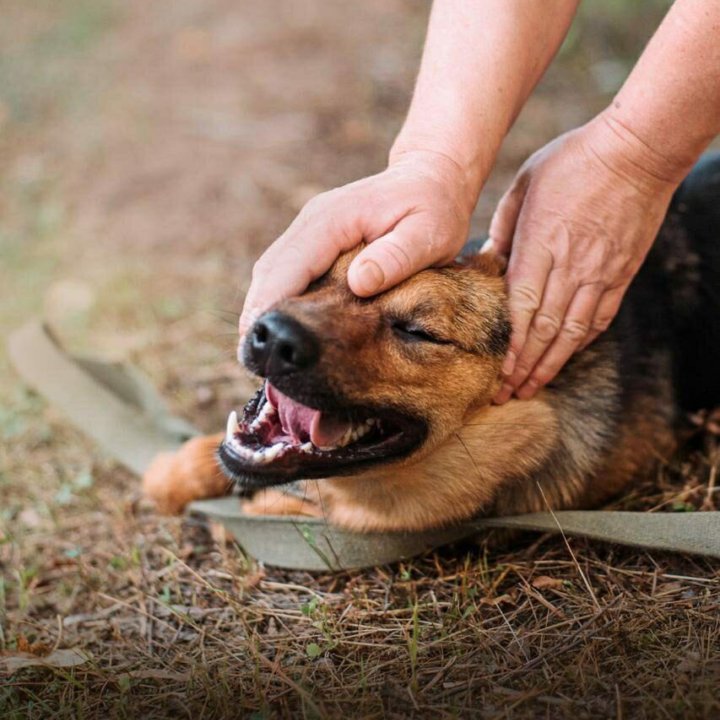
[
  {"x1": 493, "y1": 380, "x2": 516, "y2": 406},
  {"x1": 498, "y1": 242, "x2": 554, "y2": 382},
  {"x1": 578, "y1": 285, "x2": 626, "y2": 350},
  {"x1": 347, "y1": 214, "x2": 452, "y2": 297},
  {"x1": 239, "y1": 243, "x2": 316, "y2": 339},
  {"x1": 505, "y1": 269, "x2": 579, "y2": 393},
  {"x1": 239, "y1": 202, "x2": 360, "y2": 337},
  {"x1": 515, "y1": 282, "x2": 605, "y2": 400},
  {"x1": 488, "y1": 175, "x2": 528, "y2": 257}
]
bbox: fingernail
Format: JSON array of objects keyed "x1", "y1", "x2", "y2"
[
  {"x1": 501, "y1": 352, "x2": 516, "y2": 377},
  {"x1": 494, "y1": 383, "x2": 514, "y2": 405},
  {"x1": 355, "y1": 260, "x2": 385, "y2": 295},
  {"x1": 516, "y1": 381, "x2": 536, "y2": 400},
  {"x1": 479, "y1": 238, "x2": 495, "y2": 254}
]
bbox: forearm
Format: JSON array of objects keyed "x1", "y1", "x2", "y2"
[
  {"x1": 602, "y1": 0, "x2": 720, "y2": 186},
  {"x1": 391, "y1": 0, "x2": 580, "y2": 206}
]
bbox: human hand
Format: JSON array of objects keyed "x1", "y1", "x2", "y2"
[
  {"x1": 491, "y1": 113, "x2": 681, "y2": 404},
  {"x1": 238, "y1": 150, "x2": 475, "y2": 339}
]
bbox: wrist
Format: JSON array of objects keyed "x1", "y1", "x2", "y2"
[
  {"x1": 585, "y1": 110, "x2": 689, "y2": 195},
  {"x1": 387, "y1": 146, "x2": 483, "y2": 214}
]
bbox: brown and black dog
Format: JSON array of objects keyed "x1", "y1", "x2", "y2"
[{"x1": 144, "y1": 154, "x2": 720, "y2": 531}]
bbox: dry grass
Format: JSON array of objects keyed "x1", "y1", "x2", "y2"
[
  {"x1": 2, "y1": 0, "x2": 720, "y2": 717},
  {"x1": 2, "y1": 444, "x2": 719, "y2": 718}
]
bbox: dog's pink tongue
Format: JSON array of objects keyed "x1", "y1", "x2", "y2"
[{"x1": 266, "y1": 383, "x2": 351, "y2": 448}]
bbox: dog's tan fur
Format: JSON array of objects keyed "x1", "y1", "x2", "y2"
[
  {"x1": 143, "y1": 435, "x2": 229, "y2": 515},
  {"x1": 142, "y1": 155, "x2": 720, "y2": 532},
  {"x1": 143, "y1": 247, "x2": 677, "y2": 531}
]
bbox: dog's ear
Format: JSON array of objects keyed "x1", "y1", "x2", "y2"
[{"x1": 460, "y1": 243, "x2": 508, "y2": 277}]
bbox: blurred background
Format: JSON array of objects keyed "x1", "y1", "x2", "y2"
[{"x1": 0, "y1": 0, "x2": 675, "y2": 446}]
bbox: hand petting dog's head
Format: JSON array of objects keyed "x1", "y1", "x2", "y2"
[{"x1": 220, "y1": 247, "x2": 510, "y2": 490}]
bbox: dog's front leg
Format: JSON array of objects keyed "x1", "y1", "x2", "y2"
[{"x1": 143, "y1": 433, "x2": 230, "y2": 514}]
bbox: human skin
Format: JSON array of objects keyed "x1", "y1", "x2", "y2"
[
  {"x1": 239, "y1": 0, "x2": 720, "y2": 401},
  {"x1": 238, "y1": 0, "x2": 581, "y2": 334},
  {"x1": 492, "y1": 0, "x2": 720, "y2": 402}
]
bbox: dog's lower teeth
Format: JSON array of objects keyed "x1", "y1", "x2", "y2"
[{"x1": 265, "y1": 443, "x2": 284, "y2": 461}]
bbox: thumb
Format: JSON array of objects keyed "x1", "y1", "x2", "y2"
[
  {"x1": 347, "y1": 215, "x2": 447, "y2": 297},
  {"x1": 488, "y1": 177, "x2": 528, "y2": 258}
]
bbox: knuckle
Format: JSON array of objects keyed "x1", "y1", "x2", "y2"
[
  {"x1": 301, "y1": 193, "x2": 328, "y2": 214},
  {"x1": 531, "y1": 312, "x2": 561, "y2": 342},
  {"x1": 592, "y1": 316, "x2": 613, "y2": 333},
  {"x1": 560, "y1": 319, "x2": 590, "y2": 343},
  {"x1": 383, "y1": 237, "x2": 414, "y2": 275},
  {"x1": 528, "y1": 370, "x2": 550, "y2": 388},
  {"x1": 512, "y1": 284, "x2": 542, "y2": 313},
  {"x1": 513, "y1": 361, "x2": 532, "y2": 379},
  {"x1": 251, "y1": 256, "x2": 271, "y2": 280}
]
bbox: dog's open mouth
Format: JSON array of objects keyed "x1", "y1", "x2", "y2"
[{"x1": 218, "y1": 381, "x2": 426, "y2": 488}]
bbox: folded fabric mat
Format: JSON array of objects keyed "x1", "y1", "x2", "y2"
[{"x1": 8, "y1": 321, "x2": 720, "y2": 571}]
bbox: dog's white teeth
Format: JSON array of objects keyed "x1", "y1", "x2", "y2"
[
  {"x1": 264, "y1": 384, "x2": 275, "y2": 410},
  {"x1": 246, "y1": 442, "x2": 288, "y2": 464},
  {"x1": 225, "y1": 411, "x2": 239, "y2": 442},
  {"x1": 227, "y1": 411, "x2": 380, "y2": 460},
  {"x1": 265, "y1": 443, "x2": 285, "y2": 461},
  {"x1": 331, "y1": 419, "x2": 375, "y2": 449},
  {"x1": 253, "y1": 449, "x2": 271, "y2": 464},
  {"x1": 249, "y1": 397, "x2": 276, "y2": 430}
]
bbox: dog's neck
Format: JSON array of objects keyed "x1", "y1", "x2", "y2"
[{"x1": 320, "y1": 393, "x2": 572, "y2": 531}]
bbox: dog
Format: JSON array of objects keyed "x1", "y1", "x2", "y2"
[{"x1": 143, "y1": 154, "x2": 720, "y2": 531}]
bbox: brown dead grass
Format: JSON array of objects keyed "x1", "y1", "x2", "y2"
[
  {"x1": 2, "y1": 451, "x2": 719, "y2": 719},
  {"x1": 2, "y1": 0, "x2": 719, "y2": 717}
]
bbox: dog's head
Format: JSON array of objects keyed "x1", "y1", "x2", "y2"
[{"x1": 219, "y1": 247, "x2": 510, "y2": 489}]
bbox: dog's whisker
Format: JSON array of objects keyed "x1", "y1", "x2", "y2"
[
  {"x1": 208, "y1": 308, "x2": 241, "y2": 319},
  {"x1": 200, "y1": 310, "x2": 242, "y2": 329},
  {"x1": 313, "y1": 479, "x2": 330, "y2": 523},
  {"x1": 454, "y1": 432, "x2": 481, "y2": 478},
  {"x1": 463, "y1": 422, "x2": 547, "y2": 427}
]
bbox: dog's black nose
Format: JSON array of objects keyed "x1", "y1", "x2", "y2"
[{"x1": 246, "y1": 311, "x2": 320, "y2": 376}]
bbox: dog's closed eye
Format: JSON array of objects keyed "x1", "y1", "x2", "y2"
[{"x1": 391, "y1": 319, "x2": 452, "y2": 346}]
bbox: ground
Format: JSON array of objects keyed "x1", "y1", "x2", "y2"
[{"x1": 1, "y1": 1, "x2": 719, "y2": 717}]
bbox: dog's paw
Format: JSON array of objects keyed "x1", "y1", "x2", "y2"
[
  {"x1": 143, "y1": 451, "x2": 187, "y2": 515},
  {"x1": 242, "y1": 487, "x2": 324, "y2": 518},
  {"x1": 142, "y1": 433, "x2": 227, "y2": 515}
]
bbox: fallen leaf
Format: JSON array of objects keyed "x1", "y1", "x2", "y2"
[
  {"x1": 677, "y1": 651, "x2": 702, "y2": 673},
  {"x1": 480, "y1": 593, "x2": 516, "y2": 606},
  {"x1": 532, "y1": 576, "x2": 564, "y2": 590},
  {"x1": 1, "y1": 648, "x2": 89, "y2": 675}
]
